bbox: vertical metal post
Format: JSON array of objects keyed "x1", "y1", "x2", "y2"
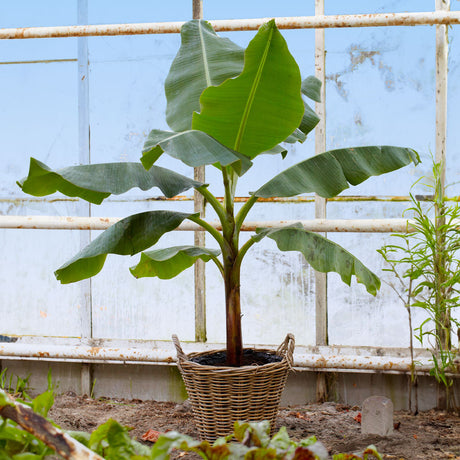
[
  {"x1": 192, "y1": 0, "x2": 207, "y2": 343},
  {"x1": 77, "y1": 0, "x2": 93, "y2": 395},
  {"x1": 314, "y1": 0, "x2": 328, "y2": 401},
  {"x1": 435, "y1": 0, "x2": 450, "y2": 409},
  {"x1": 435, "y1": 0, "x2": 449, "y2": 179},
  {"x1": 314, "y1": 0, "x2": 328, "y2": 346}
]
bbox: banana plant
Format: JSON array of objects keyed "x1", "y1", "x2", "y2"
[{"x1": 18, "y1": 20, "x2": 419, "y2": 366}]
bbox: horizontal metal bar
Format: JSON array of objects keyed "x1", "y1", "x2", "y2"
[
  {"x1": 1, "y1": 11, "x2": 459, "y2": 40},
  {"x1": 0, "y1": 58, "x2": 77, "y2": 65},
  {"x1": 0, "y1": 215, "x2": 425, "y2": 232},
  {"x1": 0, "y1": 342, "x2": 435, "y2": 373},
  {"x1": 0, "y1": 195, "x2": 420, "y2": 204}
]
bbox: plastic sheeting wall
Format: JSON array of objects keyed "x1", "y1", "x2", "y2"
[{"x1": 1, "y1": 0, "x2": 459, "y2": 350}]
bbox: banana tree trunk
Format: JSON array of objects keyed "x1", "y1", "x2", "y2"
[{"x1": 224, "y1": 258, "x2": 243, "y2": 366}]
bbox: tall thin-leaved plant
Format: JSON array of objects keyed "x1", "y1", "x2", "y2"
[{"x1": 379, "y1": 160, "x2": 460, "y2": 410}]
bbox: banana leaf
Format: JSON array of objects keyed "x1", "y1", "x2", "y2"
[
  {"x1": 192, "y1": 20, "x2": 304, "y2": 158},
  {"x1": 165, "y1": 20, "x2": 244, "y2": 132},
  {"x1": 18, "y1": 158, "x2": 202, "y2": 205},
  {"x1": 141, "y1": 129, "x2": 252, "y2": 175},
  {"x1": 256, "y1": 146, "x2": 420, "y2": 198},
  {"x1": 55, "y1": 211, "x2": 197, "y2": 283},
  {"x1": 254, "y1": 224, "x2": 380, "y2": 295},
  {"x1": 130, "y1": 246, "x2": 221, "y2": 279}
]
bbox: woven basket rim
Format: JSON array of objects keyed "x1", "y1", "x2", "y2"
[{"x1": 179, "y1": 346, "x2": 287, "y2": 371}]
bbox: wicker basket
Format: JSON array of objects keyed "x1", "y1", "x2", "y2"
[{"x1": 173, "y1": 334, "x2": 295, "y2": 442}]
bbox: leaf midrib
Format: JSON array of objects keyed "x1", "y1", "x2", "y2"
[
  {"x1": 198, "y1": 22, "x2": 212, "y2": 88},
  {"x1": 233, "y1": 24, "x2": 274, "y2": 152}
]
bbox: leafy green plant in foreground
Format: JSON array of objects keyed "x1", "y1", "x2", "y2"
[
  {"x1": 18, "y1": 19, "x2": 419, "y2": 366},
  {"x1": 0, "y1": 387, "x2": 382, "y2": 460},
  {"x1": 0, "y1": 374, "x2": 56, "y2": 459},
  {"x1": 151, "y1": 420, "x2": 382, "y2": 460},
  {"x1": 379, "y1": 161, "x2": 460, "y2": 410}
]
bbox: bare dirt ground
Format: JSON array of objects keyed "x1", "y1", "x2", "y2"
[{"x1": 49, "y1": 392, "x2": 460, "y2": 459}]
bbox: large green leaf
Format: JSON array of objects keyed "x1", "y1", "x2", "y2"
[
  {"x1": 18, "y1": 158, "x2": 202, "y2": 205},
  {"x1": 192, "y1": 20, "x2": 304, "y2": 159},
  {"x1": 255, "y1": 224, "x2": 380, "y2": 295},
  {"x1": 255, "y1": 146, "x2": 420, "y2": 198},
  {"x1": 55, "y1": 211, "x2": 197, "y2": 283},
  {"x1": 130, "y1": 245, "x2": 221, "y2": 279},
  {"x1": 165, "y1": 20, "x2": 244, "y2": 132},
  {"x1": 141, "y1": 129, "x2": 252, "y2": 175}
]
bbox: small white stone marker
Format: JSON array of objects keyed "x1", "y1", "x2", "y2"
[{"x1": 361, "y1": 396, "x2": 394, "y2": 436}]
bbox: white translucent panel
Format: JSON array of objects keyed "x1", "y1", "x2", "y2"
[
  {"x1": 446, "y1": 26, "x2": 460, "y2": 186},
  {"x1": 327, "y1": 200, "x2": 411, "y2": 220},
  {"x1": 205, "y1": 1, "x2": 314, "y2": 19},
  {"x1": 1, "y1": 61, "x2": 78, "y2": 197},
  {"x1": 0, "y1": 1, "x2": 77, "y2": 62},
  {"x1": 0, "y1": 201, "x2": 86, "y2": 338},
  {"x1": 327, "y1": 0, "x2": 433, "y2": 14},
  {"x1": 326, "y1": 201, "x2": 433, "y2": 348},
  {"x1": 88, "y1": 0, "x2": 191, "y2": 23},
  {"x1": 327, "y1": 231, "x2": 430, "y2": 347},
  {"x1": 90, "y1": 200, "x2": 197, "y2": 341},
  {"x1": 324, "y1": 24, "x2": 435, "y2": 195},
  {"x1": 0, "y1": 0, "x2": 77, "y2": 27}
]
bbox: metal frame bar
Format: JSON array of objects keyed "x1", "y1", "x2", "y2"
[
  {"x1": 192, "y1": 0, "x2": 206, "y2": 343},
  {"x1": 0, "y1": 216, "x2": 430, "y2": 232},
  {"x1": 77, "y1": 0, "x2": 93, "y2": 396},
  {"x1": 1, "y1": 11, "x2": 459, "y2": 39},
  {"x1": 314, "y1": 0, "x2": 328, "y2": 350},
  {"x1": 0, "y1": 340, "x2": 437, "y2": 374}
]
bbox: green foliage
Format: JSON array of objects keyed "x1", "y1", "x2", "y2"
[
  {"x1": 0, "y1": 382, "x2": 57, "y2": 460},
  {"x1": 378, "y1": 160, "x2": 460, "y2": 409},
  {"x1": 151, "y1": 420, "x2": 380, "y2": 460},
  {"x1": 1, "y1": 387, "x2": 381, "y2": 460}
]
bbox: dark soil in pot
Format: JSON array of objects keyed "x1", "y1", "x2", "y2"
[{"x1": 189, "y1": 349, "x2": 282, "y2": 366}]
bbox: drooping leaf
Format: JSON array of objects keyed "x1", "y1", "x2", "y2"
[
  {"x1": 55, "y1": 211, "x2": 197, "y2": 284},
  {"x1": 18, "y1": 158, "x2": 202, "y2": 205},
  {"x1": 254, "y1": 224, "x2": 381, "y2": 295},
  {"x1": 130, "y1": 246, "x2": 220, "y2": 279},
  {"x1": 298, "y1": 103, "x2": 320, "y2": 137},
  {"x1": 261, "y1": 144, "x2": 288, "y2": 159},
  {"x1": 192, "y1": 20, "x2": 304, "y2": 159},
  {"x1": 284, "y1": 128, "x2": 307, "y2": 144},
  {"x1": 301, "y1": 75, "x2": 322, "y2": 103},
  {"x1": 255, "y1": 146, "x2": 420, "y2": 198},
  {"x1": 165, "y1": 20, "x2": 244, "y2": 132},
  {"x1": 141, "y1": 129, "x2": 252, "y2": 175}
]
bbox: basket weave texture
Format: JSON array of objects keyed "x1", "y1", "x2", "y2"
[{"x1": 173, "y1": 334, "x2": 295, "y2": 442}]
